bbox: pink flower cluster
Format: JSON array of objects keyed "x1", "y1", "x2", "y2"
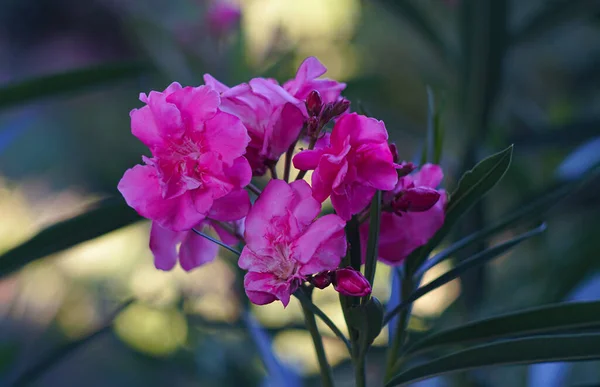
[{"x1": 118, "y1": 57, "x2": 447, "y2": 306}]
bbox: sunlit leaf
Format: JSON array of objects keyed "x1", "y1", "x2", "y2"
[{"x1": 0, "y1": 198, "x2": 141, "y2": 278}]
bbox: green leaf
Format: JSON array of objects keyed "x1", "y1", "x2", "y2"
[
  {"x1": 407, "y1": 145, "x2": 514, "y2": 272},
  {"x1": 384, "y1": 223, "x2": 545, "y2": 325},
  {"x1": 0, "y1": 343, "x2": 18, "y2": 375},
  {"x1": 386, "y1": 332, "x2": 600, "y2": 386},
  {"x1": 0, "y1": 62, "x2": 149, "y2": 110},
  {"x1": 0, "y1": 198, "x2": 141, "y2": 278},
  {"x1": 405, "y1": 301, "x2": 600, "y2": 356},
  {"x1": 414, "y1": 167, "x2": 598, "y2": 278},
  {"x1": 363, "y1": 190, "x2": 382, "y2": 293},
  {"x1": 512, "y1": 0, "x2": 600, "y2": 45},
  {"x1": 377, "y1": 0, "x2": 450, "y2": 65},
  {"x1": 346, "y1": 216, "x2": 362, "y2": 272}
]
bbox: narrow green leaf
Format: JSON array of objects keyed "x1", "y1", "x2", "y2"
[
  {"x1": 415, "y1": 167, "x2": 598, "y2": 278},
  {"x1": 408, "y1": 145, "x2": 514, "y2": 272},
  {"x1": 0, "y1": 198, "x2": 141, "y2": 278},
  {"x1": 386, "y1": 333, "x2": 600, "y2": 386},
  {"x1": 294, "y1": 291, "x2": 352, "y2": 353},
  {"x1": 432, "y1": 97, "x2": 444, "y2": 165},
  {"x1": 363, "y1": 190, "x2": 382, "y2": 295},
  {"x1": 0, "y1": 62, "x2": 149, "y2": 110},
  {"x1": 512, "y1": 0, "x2": 600, "y2": 45},
  {"x1": 384, "y1": 223, "x2": 545, "y2": 325},
  {"x1": 377, "y1": 0, "x2": 450, "y2": 64},
  {"x1": 405, "y1": 301, "x2": 600, "y2": 356},
  {"x1": 0, "y1": 343, "x2": 17, "y2": 375},
  {"x1": 346, "y1": 216, "x2": 362, "y2": 272}
]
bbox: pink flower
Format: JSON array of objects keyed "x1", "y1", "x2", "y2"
[
  {"x1": 206, "y1": 1, "x2": 241, "y2": 36},
  {"x1": 283, "y1": 57, "x2": 346, "y2": 104},
  {"x1": 239, "y1": 179, "x2": 347, "y2": 306},
  {"x1": 293, "y1": 113, "x2": 399, "y2": 220},
  {"x1": 204, "y1": 75, "x2": 305, "y2": 176},
  {"x1": 333, "y1": 267, "x2": 371, "y2": 297},
  {"x1": 118, "y1": 82, "x2": 252, "y2": 231},
  {"x1": 362, "y1": 164, "x2": 447, "y2": 266},
  {"x1": 150, "y1": 219, "x2": 240, "y2": 271}
]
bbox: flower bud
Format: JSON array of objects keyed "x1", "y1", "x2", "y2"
[
  {"x1": 389, "y1": 143, "x2": 399, "y2": 164},
  {"x1": 330, "y1": 98, "x2": 351, "y2": 118},
  {"x1": 306, "y1": 116, "x2": 320, "y2": 136},
  {"x1": 333, "y1": 267, "x2": 371, "y2": 297},
  {"x1": 393, "y1": 186, "x2": 440, "y2": 213},
  {"x1": 397, "y1": 161, "x2": 416, "y2": 177},
  {"x1": 310, "y1": 271, "x2": 332, "y2": 289},
  {"x1": 306, "y1": 90, "x2": 323, "y2": 117},
  {"x1": 206, "y1": 2, "x2": 241, "y2": 37}
]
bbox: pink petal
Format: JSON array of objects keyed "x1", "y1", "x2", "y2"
[
  {"x1": 166, "y1": 85, "x2": 220, "y2": 129},
  {"x1": 223, "y1": 156, "x2": 252, "y2": 188},
  {"x1": 293, "y1": 214, "x2": 347, "y2": 273},
  {"x1": 211, "y1": 221, "x2": 239, "y2": 245},
  {"x1": 289, "y1": 180, "x2": 321, "y2": 229},
  {"x1": 330, "y1": 184, "x2": 375, "y2": 221},
  {"x1": 265, "y1": 103, "x2": 304, "y2": 160},
  {"x1": 311, "y1": 156, "x2": 343, "y2": 202},
  {"x1": 244, "y1": 179, "x2": 294, "y2": 247},
  {"x1": 355, "y1": 144, "x2": 398, "y2": 190},
  {"x1": 203, "y1": 74, "x2": 230, "y2": 93},
  {"x1": 293, "y1": 149, "x2": 323, "y2": 171},
  {"x1": 118, "y1": 164, "x2": 206, "y2": 231},
  {"x1": 209, "y1": 189, "x2": 251, "y2": 221},
  {"x1": 144, "y1": 86, "x2": 185, "y2": 140},
  {"x1": 414, "y1": 163, "x2": 444, "y2": 188},
  {"x1": 295, "y1": 57, "x2": 328, "y2": 84},
  {"x1": 202, "y1": 111, "x2": 251, "y2": 165},
  {"x1": 179, "y1": 228, "x2": 219, "y2": 271},
  {"x1": 130, "y1": 106, "x2": 165, "y2": 149},
  {"x1": 249, "y1": 78, "x2": 300, "y2": 107},
  {"x1": 244, "y1": 272, "x2": 294, "y2": 307},
  {"x1": 149, "y1": 222, "x2": 184, "y2": 271},
  {"x1": 331, "y1": 113, "x2": 388, "y2": 147}
]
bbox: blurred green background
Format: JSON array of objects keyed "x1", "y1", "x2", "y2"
[{"x1": 0, "y1": 0, "x2": 599, "y2": 386}]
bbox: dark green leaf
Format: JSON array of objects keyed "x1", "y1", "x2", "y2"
[
  {"x1": 405, "y1": 301, "x2": 600, "y2": 356},
  {"x1": 386, "y1": 333, "x2": 600, "y2": 386},
  {"x1": 384, "y1": 223, "x2": 545, "y2": 325},
  {"x1": 512, "y1": 0, "x2": 600, "y2": 45},
  {"x1": 0, "y1": 62, "x2": 149, "y2": 110},
  {"x1": 0, "y1": 198, "x2": 141, "y2": 278},
  {"x1": 414, "y1": 167, "x2": 598, "y2": 278},
  {"x1": 0, "y1": 343, "x2": 17, "y2": 375},
  {"x1": 408, "y1": 145, "x2": 514, "y2": 272},
  {"x1": 348, "y1": 297, "x2": 384, "y2": 357},
  {"x1": 363, "y1": 190, "x2": 382, "y2": 293}
]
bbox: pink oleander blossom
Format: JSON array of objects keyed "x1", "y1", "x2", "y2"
[
  {"x1": 204, "y1": 75, "x2": 305, "y2": 176},
  {"x1": 118, "y1": 82, "x2": 252, "y2": 231},
  {"x1": 293, "y1": 113, "x2": 399, "y2": 220},
  {"x1": 361, "y1": 164, "x2": 447, "y2": 266},
  {"x1": 333, "y1": 267, "x2": 372, "y2": 297},
  {"x1": 239, "y1": 179, "x2": 347, "y2": 306},
  {"x1": 150, "y1": 219, "x2": 240, "y2": 271},
  {"x1": 206, "y1": 1, "x2": 241, "y2": 36},
  {"x1": 283, "y1": 57, "x2": 346, "y2": 104}
]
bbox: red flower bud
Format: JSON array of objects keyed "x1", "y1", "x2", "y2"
[
  {"x1": 389, "y1": 143, "x2": 399, "y2": 164},
  {"x1": 306, "y1": 90, "x2": 323, "y2": 117},
  {"x1": 397, "y1": 161, "x2": 416, "y2": 177},
  {"x1": 393, "y1": 186, "x2": 440, "y2": 213},
  {"x1": 331, "y1": 98, "x2": 351, "y2": 118},
  {"x1": 333, "y1": 267, "x2": 371, "y2": 297},
  {"x1": 310, "y1": 271, "x2": 333, "y2": 289}
]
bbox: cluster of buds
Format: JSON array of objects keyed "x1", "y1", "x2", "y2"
[
  {"x1": 309, "y1": 267, "x2": 372, "y2": 297},
  {"x1": 305, "y1": 90, "x2": 351, "y2": 138}
]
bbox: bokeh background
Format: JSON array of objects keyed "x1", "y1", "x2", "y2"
[{"x1": 0, "y1": 0, "x2": 599, "y2": 386}]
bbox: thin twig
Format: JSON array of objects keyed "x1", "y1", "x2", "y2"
[
  {"x1": 191, "y1": 228, "x2": 242, "y2": 256},
  {"x1": 268, "y1": 164, "x2": 278, "y2": 180},
  {"x1": 246, "y1": 182, "x2": 262, "y2": 196},
  {"x1": 283, "y1": 141, "x2": 297, "y2": 182}
]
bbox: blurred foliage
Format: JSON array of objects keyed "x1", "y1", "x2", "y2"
[{"x1": 0, "y1": 0, "x2": 599, "y2": 386}]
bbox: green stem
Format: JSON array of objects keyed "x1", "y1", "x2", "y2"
[
  {"x1": 283, "y1": 140, "x2": 298, "y2": 182},
  {"x1": 300, "y1": 289, "x2": 335, "y2": 387},
  {"x1": 354, "y1": 356, "x2": 366, "y2": 387}
]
